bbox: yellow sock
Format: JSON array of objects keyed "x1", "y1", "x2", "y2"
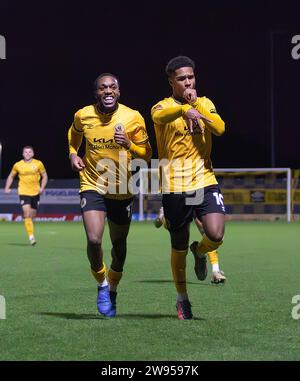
[
  {"x1": 208, "y1": 250, "x2": 218, "y2": 265},
  {"x1": 24, "y1": 218, "x2": 34, "y2": 237},
  {"x1": 197, "y1": 235, "x2": 223, "y2": 255},
  {"x1": 91, "y1": 263, "x2": 106, "y2": 284},
  {"x1": 171, "y1": 248, "x2": 188, "y2": 294},
  {"x1": 108, "y1": 268, "x2": 123, "y2": 292}
]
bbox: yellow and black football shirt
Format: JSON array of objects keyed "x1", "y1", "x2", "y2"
[
  {"x1": 151, "y1": 96, "x2": 225, "y2": 193},
  {"x1": 11, "y1": 159, "x2": 46, "y2": 196},
  {"x1": 68, "y1": 103, "x2": 150, "y2": 199}
]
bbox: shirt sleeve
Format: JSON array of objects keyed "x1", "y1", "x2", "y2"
[
  {"x1": 38, "y1": 161, "x2": 46, "y2": 174},
  {"x1": 128, "y1": 112, "x2": 149, "y2": 145},
  {"x1": 68, "y1": 109, "x2": 84, "y2": 156},
  {"x1": 70, "y1": 110, "x2": 84, "y2": 133},
  {"x1": 151, "y1": 102, "x2": 192, "y2": 125},
  {"x1": 126, "y1": 112, "x2": 152, "y2": 161},
  {"x1": 11, "y1": 163, "x2": 18, "y2": 175},
  {"x1": 192, "y1": 97, "x2": 225, "y2": 136}
]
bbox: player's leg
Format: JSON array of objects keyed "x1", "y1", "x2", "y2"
[
  {"x1": 163, "y1": 193, "x2": 193, "y2": 320},
  {"x1": 105, "y1": 197, "x2": 133, "y2": 317},
  {"x1": 190, "y1": 214, "x2": 208, "y2": 280},
  {"x1": 193, "y1": 216, "x2": 226, "y2": 283},
  {"x1": 106, "y1": 220, "x2": 130, "y2": 317},
  {"x1": 82, "y1": 210, "x2": 106, "y2": 273},
  {"x1": 194, "y1": 216, "x2": 219, "y2": 273},
  {"x1": 192, "y1": 213, "x2": 224, "y2": 256},
  {"x1": 201, "y1": 213, "x2": 226, "y2": 284},
  {"x1": 20, "y1": 196, "x2": 35, "y2": 245},
  {"x1": 82, "y1": 209, "x2": 111, "y2": 315},
  {"x1": 30, "y1": 208, "x2": 37, "y2": 219},
  {"x1": 27, "y1": 195, "x2": 39, "y2": 245},
  {"x1": 200, "y1": 212, "x2": 225, "y2": 251},
  {"x1": 107, "y1": 220, "x2": 130, "y2": 289},
  {"x1": 22, "y1": 204, "x2": 35, "y2": 244},
  {"x1": 191, "y1": 186, "x2": 226, "y2": 280},
  {"x1": 80, "y1": 191, "x2": 110, "y2": 316},
  {"x1": 170, "y1": 225, "x2": 193, "y2": 320}
]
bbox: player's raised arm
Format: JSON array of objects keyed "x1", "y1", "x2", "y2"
[
  {"x1": 125, "y1": 114, "x2": 152, "y2": 161},
  {"x1": 151, "y1": 103, "x2": 193, "y2": 125},
  {"x1": 189, "y1": 97, "x2": 225, "y2": 136},
  {"x1": 127, "y1": 140, "x2": 152, "y2": 161},
  {"x1": 182, "y1": 88, "x2": 212, "y2": 133},
  {"x1": 114, "y1": 129, "x2": 152, "y2": 161}
]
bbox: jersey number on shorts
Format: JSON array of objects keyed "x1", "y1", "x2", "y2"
[{"x1": 213, "y1": 192, "x2": 224, "y2": 206}]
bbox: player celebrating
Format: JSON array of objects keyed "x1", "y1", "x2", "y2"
[
  {"x1": 154, "y1": 207, "x2": 226, "y2": 284},
  {"x1": 68, "y1": 73, "x2": 152, "y2": 317},
  {"x1": 4, "y1": 146, "x2": 48, "y2": 245},
  {"x1": 151, "y1": 56, "x2": 226, "y2": 320}
]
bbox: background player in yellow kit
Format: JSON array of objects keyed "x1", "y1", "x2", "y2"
[
  {"x1": 154, "y1": 207, "x2": 226, "y2": 284},
  {"x1": 4, "y1": 146, "x2": 48, "y2": 245},
  {"x1": 151, "y1": 56, "x2": 226, "y2": 320},
  {"x1": 68, "y1": 73, "x2": 152, "y2": 317}
]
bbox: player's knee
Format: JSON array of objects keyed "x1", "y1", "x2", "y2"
[
  {"x1": 206, "y1": 230, "x2": 224, "y2": 243},
  {"x1": 87, "y1": 235, "x2": 102, "y2": 247},
  {"x1": 170, "y1": 229, "x2": 189, "y2": 251},
  {"x1": 172, "y1": 243, "x2": 189, "y2": 251}
]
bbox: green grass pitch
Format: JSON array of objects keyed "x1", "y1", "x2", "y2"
[{"x1": 0, "y1": 220, "x2": 300, "y2": 360}]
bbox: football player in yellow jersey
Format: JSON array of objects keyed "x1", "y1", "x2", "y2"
[
  {"x1": 4, "y1": 146, "x2": 48, "y2": 245},
  {"x1": 151, "y1": 56, "x2": 226, "y2": 320},
  {"x1": 68, "y1": 73, "x2": 152, "y2": 317}
]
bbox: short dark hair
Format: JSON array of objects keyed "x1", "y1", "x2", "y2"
[
  {"x1": 165, "y1": 56, "x2": 195, "y2": 77},
  {"x1": 23, "y1": 145, "x2": 34, "y2": 151},
  {"x1": 93, "y1": 73, "x2": 120, "y2": 92}
]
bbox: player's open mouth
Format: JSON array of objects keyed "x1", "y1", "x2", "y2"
[{"x1": 102, "y1": 96, "x2": 115, "y2": 105}]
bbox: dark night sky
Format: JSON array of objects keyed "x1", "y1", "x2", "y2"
[{"x1": 0, "y1": 0, "x2": 300, "y2": 179}]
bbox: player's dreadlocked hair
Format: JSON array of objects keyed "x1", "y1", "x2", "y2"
[{"x1": 165, "y1": 56, "x2": 195, "y2": 77}]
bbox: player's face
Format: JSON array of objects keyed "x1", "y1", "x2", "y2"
[
  {"x1": 23, "y1": 148, "x2": 34, "y2": 161},
  {"x1": 169, "y1": 67, "x2": 196, "y2": 100},
  {"x1": 95, "y1": 76, "x2": 120, "y2": 112}
]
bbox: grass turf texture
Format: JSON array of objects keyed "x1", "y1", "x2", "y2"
[{"x1": 0, "y1": 221, "x2": 300, "y2": 361}]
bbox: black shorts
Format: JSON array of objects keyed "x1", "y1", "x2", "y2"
[
  {"x1": 80, "y1": 190, "x2": 133, "y2": 225},
  {"x1": 162, "y1": 185, "x2": 225, "y2": 232},
  {"x1": 19, "y1": 195, "x2": 40, "y2": 210}
]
